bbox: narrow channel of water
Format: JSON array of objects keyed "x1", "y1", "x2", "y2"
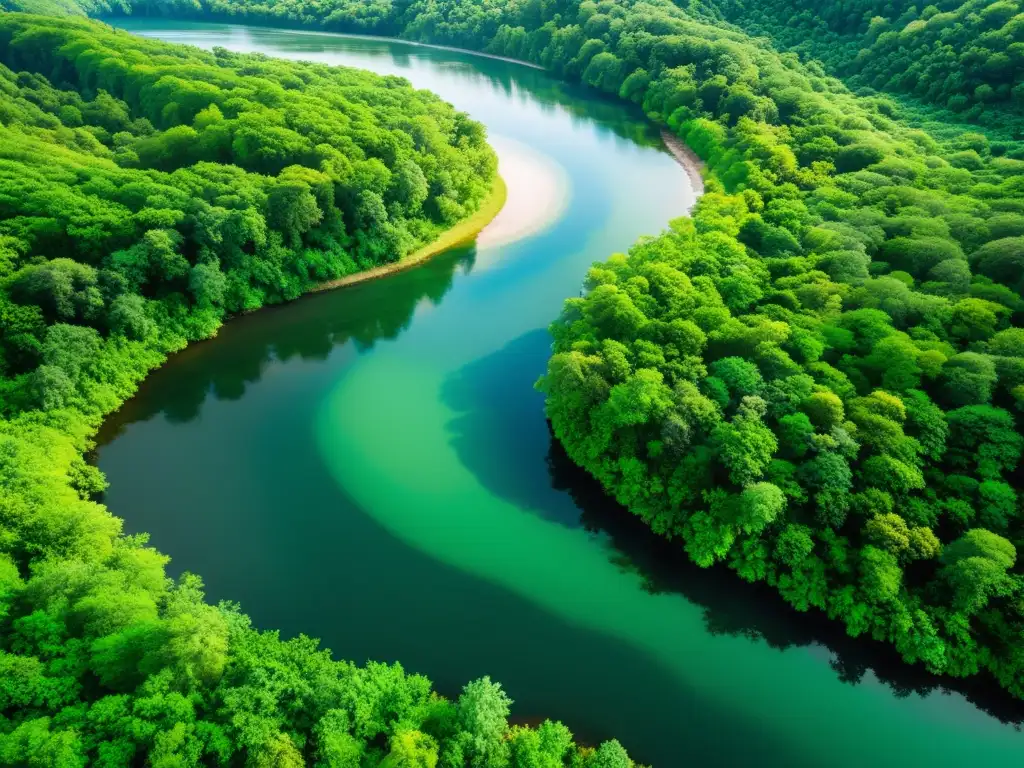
[{"x1": 97, "y1": 21, "x2": 1024, "y2": 766}]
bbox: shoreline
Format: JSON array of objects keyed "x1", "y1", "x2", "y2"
[
  {"x1": 474, "y1": 135, "x2": 570, "y2": 254},
  {"x1": 660, "y1": 129, "x2": 705, "y2": 207},
  {"x1": 308, "y1": 173, "x2": 507, "y2": 294},
  {"x1": 301, "y1": 30, "x2": 547, "y2": 70},
  {"x1": 98, "y1": 172, "x2": 507, "y2": 427},
  {"x1": 109, "y1": 17, "x2": 545, "y2": 70}
]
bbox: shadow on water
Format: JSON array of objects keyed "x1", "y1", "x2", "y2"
[
  {"x1": 96, "y1": 243, "x2": 476, "y2": 442},
  {"x1": 439, "y1": 328, "x2": 586, "y2": 526},
  {"x1": 550, "y1": 422, "x2": 1024, "y2": 726},
  {"x1": 115, "y1": 19, "x2": 667, "y2": 153},
  {"x1": 440, "y1": 329, "x2": 1024, "y2": 727}
]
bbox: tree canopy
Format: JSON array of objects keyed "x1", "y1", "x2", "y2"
[
  {"x1": 706, "y1": 0, "x2": 1024, "y2": 133},
  {"x1": 0, "y1": 14, "x2": 639, "y2": 768},
  {"x1": 7, "y1": 0, "x2": 1024, "y2": 760},
  {"x1": 0, "y1": 12, "x2": 497, "y2": 411}
]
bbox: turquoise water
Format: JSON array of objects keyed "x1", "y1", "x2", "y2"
[{"x1": 97, "y1": 21, "x2": 1024, "y2": 766}]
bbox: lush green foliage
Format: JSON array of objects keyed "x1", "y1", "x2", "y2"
[
  {"x1": 0, "y1": 13, "x2": 495, "y2": 411},
  {"x1": 0, "y1": 0, "x2": 122, "y2": 17},
  {"x1": 707, "y1": 0, "x2": 1024, "y2": 130},
  {"x1": 5, "y1": 0, "x2": 1024, "y2": 762},
  {"x1": 489, "y1": 0, "x2": 1024, "y2": 698},
  {"x1": 136, "y1": 0, "x2": 1024, "y2": 696},
  {"x1": 0, "y1": 14, "x2": 636, "y2": 768}
]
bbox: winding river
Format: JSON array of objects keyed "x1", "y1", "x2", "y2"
[{"x1": 96, "y1": 21, "x2": 1024, "y2": 766}]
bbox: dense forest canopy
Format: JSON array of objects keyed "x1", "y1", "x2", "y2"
[
  {"x1": 86, "y1": 0, "x2": 1024, "y2": 131},
  {"x1": 703, "y1": 0, "x2": 1024, "y2": 130},
  {"x1": 0, "y1": 14, "x2": 639, "y2": 768},
  {"x1": 0, "y1": 12, "x2": 495, "y2": 408},
  {"x1": 96, "y1": 0, "x2": 1024, "y2": 699},
  {"x1": 6, "y1": 0, "x2": 1024, "y2": 762},
  {"x1": 0, "y1": 0, "x2": 124, "y2": 17}
]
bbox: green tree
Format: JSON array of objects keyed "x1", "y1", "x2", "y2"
[
  {"x1": 587, "y1": 740, "x2": 631, "y2": 768},
  {"x1": 457, "y1": 677, "x2": 512, "y2": 768},
  {"x1": 939, "y1": 530, "x2": 1017, "y2": 614},
  {"x1": 711, "y1": 396, "x2": 778, "y2": 486},
  {"x1": 381, "y1": 731, "x2": 439, "y2": 768}
]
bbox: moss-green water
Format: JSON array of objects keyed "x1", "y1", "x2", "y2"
[{"x1": 98, "y1": 21, "x2": 1024, "y2": 766}]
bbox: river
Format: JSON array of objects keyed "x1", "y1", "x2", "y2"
[{"x1": 96, "y1": 20, "x2": 1024, "y2": 766}]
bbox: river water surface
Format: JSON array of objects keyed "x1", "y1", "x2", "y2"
[{"x1": 97, "y1": 20, "x2": 1024, "y2": 766}]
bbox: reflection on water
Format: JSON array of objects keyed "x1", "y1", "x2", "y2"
[
  {"x1": 547, "y1": 435, "x2": 1024, "y2": 726},
  {"x1": 119, "y1": 20, "x2": 667, "y2": 150},
  {"x1": 98, "y1": 243, "x2": 476, "y2": 438},
  {"x1": 98, "y1": 22, "x2": 1024, "y2": 768},
  {"x1": 440, "y1": 329, "x2": 573, "y2": 526}
]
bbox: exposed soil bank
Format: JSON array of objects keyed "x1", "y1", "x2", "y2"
[{"x1": 661, "y1": 128, "x2": 705, "y2": 206}]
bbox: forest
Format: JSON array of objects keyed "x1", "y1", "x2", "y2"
[
  {"x1": 65, "y1": 0, "x2": 1024, "y2": 131},
  {"x1": 0, "y1": 13, "x2": 497, "y2": 414},
  {"x1": 67, "y1": 0, "x2": 1024, "y2": 699},
  {"x1": 0, "y1": 12, "x2": 641, "y2": 768},
  {"x1": 706, "y1": 0, "x2": 1024, "y2": 131},
  {"x1": 5, "y1": 0, "x2": 1024, "y2": 762}
]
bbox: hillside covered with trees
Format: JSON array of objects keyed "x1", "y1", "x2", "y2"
[
  {"x1": 703, "y1": 0, "x2": 1024, "y2": 130},
  {"x1": 93, "y1": 0, "x2": 1024, "y2": 130},
  {"x1": 0, "y1": 13, "x2": 639, "y2": 768}
]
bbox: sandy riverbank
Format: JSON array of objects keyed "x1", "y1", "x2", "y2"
[
  {"x1": 311, "y1": 136, "x2": 570, "y2": 291},
  {"x1": 475, "y1": 136, "x2": 570, "y2": 253},
  {"x1": 660, "y1": 129, "x2": 705, "y2": 208},
  {"x1": 308, "y1": 125, "x2": 697, "y2": 295}
]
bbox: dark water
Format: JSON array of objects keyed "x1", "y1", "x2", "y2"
[{"x1": 97, "y1": 21, "x2": 1024, "y2": 766}]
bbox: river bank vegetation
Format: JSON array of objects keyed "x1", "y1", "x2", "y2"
[
  {"x1": 5, "y1": 0, "x2": 1024, "y2": 760},
  {"x1": 0, "y1": 11, "x2": 498, "y2": 417},
  {"x1": 0, "y1": 13, "x2": 644, "y2": 767},
  {"x1": 73, "y1": 0, "x2": 1024, "y2": 133},
  {"x1": 69, "y1": 0, "x2": 1024, "y2": 699},
  {"x1": 310, "y1": 173, "x2": 506, "y2": 293}
]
